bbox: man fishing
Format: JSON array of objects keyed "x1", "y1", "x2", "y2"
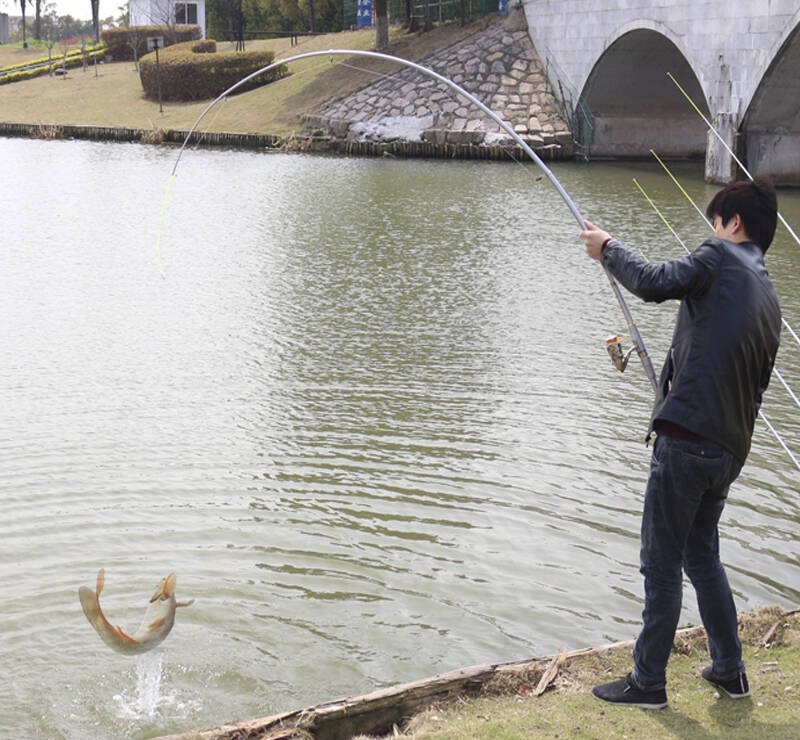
[{"x1": 579, "y1": 178, "x2": 781, "y2": 709}]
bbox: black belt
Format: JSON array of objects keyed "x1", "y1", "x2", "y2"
[{"x1": 654, "y1": 420, "x2": 706, "y2": 443}]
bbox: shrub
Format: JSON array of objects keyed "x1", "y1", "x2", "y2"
[
  {"x1": 0, "y1": 42, "x2": 105, "y2": 74},
  {"x1": 138, "y1": 40, "x2": 287, "y2": 102},
  {"x1": 101, "y1": 25, "x2": 202, "y2": 62},
  {"x1": 0, "y1": 46, "x2": 108, "y2": 85}
]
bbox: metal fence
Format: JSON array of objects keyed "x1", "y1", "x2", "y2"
[
  {"x1": 541, "y1": 45, "x2": 593, "y2": 159},
  {"x1": 344, "y1": 0, "x2": 503, "y2": 32}
]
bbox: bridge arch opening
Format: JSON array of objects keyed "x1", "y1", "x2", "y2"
[
  {"x1": 579, "y1": 29, "x2": 708, "y2": 160},
  {"x1": 743, "y1": 23, "x2": 800, "y2": 186}
]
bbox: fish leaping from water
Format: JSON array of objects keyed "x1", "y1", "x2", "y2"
[{"x1": 78, "y1": 569, "x2": 194, "y2": 655}]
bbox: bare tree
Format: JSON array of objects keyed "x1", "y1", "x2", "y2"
[
  {"x1": 45, "y1": 29, "x2": 56, "y2": 74},
  {"x1": 138, "y1": 0, "x2": 179, "y2": 39},
  {"x1": 127, "y1": 26, "x2": 143, "y2": 70},
  {"x1": 60, "y1": 35, "x2": 70, "y2": 76}
]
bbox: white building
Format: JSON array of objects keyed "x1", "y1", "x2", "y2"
[{"x1": 129, "y1": 0, "x2": 206, "y2": 38}]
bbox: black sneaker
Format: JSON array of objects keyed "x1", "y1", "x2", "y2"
[
  {"x1": 592, "y1": 673, "x2": 668, "y2": 709},
  {"x1": 702, "y1": 666, "x2": 750, "y2": 698}
]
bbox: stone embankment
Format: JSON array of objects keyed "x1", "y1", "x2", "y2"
[{"x1": 305, "y1": 8, "x2": 573, "y2": 158}]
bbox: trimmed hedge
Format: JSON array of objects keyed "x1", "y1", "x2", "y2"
[
  {"x1": 138, "y1": 40, "x2": 287, "y2": 102},
  {"x1": 0, "y1": 42, "x2": 105, "y2": 73},
  {"x1": 0, "y1": 46, "x2": 108, "y2": 86},
  {"x1": 101, "y1": 25, "x2": 202, "y2": 62}
]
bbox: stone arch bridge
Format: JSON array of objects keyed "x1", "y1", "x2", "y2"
[{"x1": 522, "y1": 0, "x2": 800, "y2": 184}]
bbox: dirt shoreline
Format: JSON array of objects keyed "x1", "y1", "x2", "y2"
[{"x1": 0, "y1": 120, "x2": 573, "y2": 165}]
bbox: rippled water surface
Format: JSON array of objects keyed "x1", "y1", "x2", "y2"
[{"x1": 2, "y1": 137, "x2": 798, "y2": 738}]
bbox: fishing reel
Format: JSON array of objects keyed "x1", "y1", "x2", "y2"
[{"x1": 605, "y1": 335, "x2": 636, "y2": 374}]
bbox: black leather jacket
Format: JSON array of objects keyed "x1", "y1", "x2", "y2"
[{"x1": 601, "y1": 236, "x2": 781, "y2": 464}]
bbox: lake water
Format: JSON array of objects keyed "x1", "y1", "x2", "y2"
[{"x1": 1, "y1": 137, "x2": 798, "y2": 739}]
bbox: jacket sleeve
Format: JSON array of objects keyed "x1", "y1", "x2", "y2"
[{"x1": 600, "y1": 238, "x2": 721, "y2": 303}]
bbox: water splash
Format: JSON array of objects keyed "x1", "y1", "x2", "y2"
[
  {"x1": 113, "y1": 652, "x2": 164, "y2": 719},
  {"x1": 135, "y1": 652, "x2": 164, "y2": 718}
]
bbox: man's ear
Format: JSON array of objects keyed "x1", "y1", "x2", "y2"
[{"x1": 731, "y1": 213, "x2": 753, "y2": 243}]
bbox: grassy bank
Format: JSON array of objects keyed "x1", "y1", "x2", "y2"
[
  {"x1": 384, "y1": 607, "x2": 800, "y2": 740},
  {"x1": 0, "y1": 20, "x2": 491, "y2": 137}
]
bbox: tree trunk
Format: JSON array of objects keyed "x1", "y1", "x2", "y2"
[
  {"x1": 374, "y1": 0, "x2": 388, "y2": 50},
  {"x1": 308, "y1": 0, "x2": 316, "y2": 33},
  {"x1": 34, "y1": 0, "x2": 41, "y2": 39},
  {"x1": 19, "y1": 0, "x2": 27, "y2": 48},
  {"x1": 405, "y1": 0, "x2": 417, "y2": 30},
  {"x1": 90, "y1": 0, "x2": 100, "y2": 43}
]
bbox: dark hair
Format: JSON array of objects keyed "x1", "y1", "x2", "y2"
[{"x1": 705, "y1": 177, "x2": 778, "y2": 253}]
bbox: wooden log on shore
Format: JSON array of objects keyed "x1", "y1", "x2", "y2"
[
  {"x1": 153, "y1": 658, "x2": 549, "y2": 740},
  {"x1": 153, "y1": 624, "x2": 715, "y2": 740}
]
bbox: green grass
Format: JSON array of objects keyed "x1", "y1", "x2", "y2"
[
  {"x1": 0, "y1": 31, "x2": 372, "y2": 133},
  {"x1": 0, "y1": 20, "x2": 491, "y2": 136},
  {"x1": 404, "y1": 647, "x2": 800, "y2": 739},
  {"x1": 391, "y1": 608, "x2": 800, "y2": 739}
]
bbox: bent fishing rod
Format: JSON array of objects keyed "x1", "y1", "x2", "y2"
[{"x1": 166, "y1": 48, "x2": 658, "y2": 391}]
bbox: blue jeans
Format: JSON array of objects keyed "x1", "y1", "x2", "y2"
[{"x1": 632, "y1": 434, "x2": 744, "y2": 691}]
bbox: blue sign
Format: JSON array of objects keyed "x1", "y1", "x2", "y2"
[
  {"x1": 356, "y1": 0, "x2": 372, "y2": 27},
  {"x1": 498, "y1": 0, "x2": 507, "y2": 10}
]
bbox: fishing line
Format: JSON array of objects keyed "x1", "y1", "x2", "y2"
[
  {"x1": 190, "y1": 95, "x2": 228, "y2": 151},
  {"x1": 632, "y1": 178, "x2": 690, "y2": 252},
  {"x1": 757, "y1": 409, "x2": 800, "y2": 471},
  {"x1": 650, "y1": 149, "x2": 800, "y2": 352},
  {"x1": 667, "y1": 72, "x2": 800, "y2": 249},
  {"x1": 633, "y1": 177, "x2": 800, "y2": 472},
  {"x1": 155, "y1": 173, "x2": 174, "y2": 279},
  {"x1": 163, "y1": 49, "x2": 659, "y2": 390},
  {"x1": 650, "y1": 150, "x2": 711, "y2": 227}
]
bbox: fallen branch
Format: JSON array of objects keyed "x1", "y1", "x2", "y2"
[
  {"x1": 532, "y1": 650, "x2": 566, "y2": 696},
  {"x1": 762, "y1": 607, "x2": 800, "y2": 648}
]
